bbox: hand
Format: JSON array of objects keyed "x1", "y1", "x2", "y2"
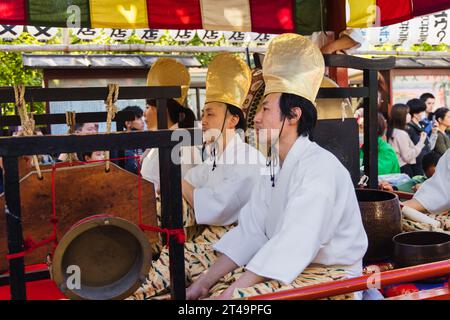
[
  {"x1": 412, "y1": 184, "x2": 422, "y2": 192},
  {"x1": 379, "y1": 181, "x2": 394, "y2": 192},
  {"x1": 420, "y1": 132, "x2": 427, "y2": 142},
  {"x1": 186, "y1": 279, "x2": 210, "y2": 300}
]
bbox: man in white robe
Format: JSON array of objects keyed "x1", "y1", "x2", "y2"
[
  {"x1": 404, "y1": 149, "x2": 450, "y2": 219},
  {"x1": 186, "y1": 33, "x2": 368, "y2": 300},
  {"x1": 129, "y1": 53, "x2": 265, "y2": 300}
]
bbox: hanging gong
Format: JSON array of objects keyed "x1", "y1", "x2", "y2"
[
  {"x1": 51, "y1": 215, "x2": 151, "y2": 300},
  {"x1": 0, "y1": 162, "x2": 158, "y2": 272}
]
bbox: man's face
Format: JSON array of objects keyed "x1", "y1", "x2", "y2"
[
  {"x1": 425, "y1": 98, "x2": 435, "y2": 114},
  {"x1": 127, "y1": 117, "x2": 145, "y2": 131},
  {"x1": 77, "y1": 123, "x2": 98, "y2": 135},
  {"x1": 254, "y1": 93, "x2": 283, "y2": 145},
  {"x1": 201, "y1": 102, "x2": 235, "y2": 143},
  {"x1": 425, "y1": 165, "x2": 436, "y2": 178},
  {"x1": 145, "y1": 104, "x2": 158, "y2": 130}
]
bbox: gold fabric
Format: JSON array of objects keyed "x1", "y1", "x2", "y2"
[
  {"x1": 263, "y1": 33, "x2": 325, "y2": 103},
  {"x1": 205, "y1": 53, "x2": 252, "y2": 109},
  {"x1": 129, "y1": 233, "x2": 354, "y2": 300},
  {"x1": 146, "y1": 57, "x2": 190, "y2": 105},
  {"x1": 402, "y1": 213, "x2": 450, "y2": 233}
]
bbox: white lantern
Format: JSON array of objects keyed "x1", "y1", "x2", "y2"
[
  {"x1": 168, "y1": 29, "x2": 196, "y2": 42},
  {"x1": 0, "y1": 25, "x2": 24, "y2": 40},
  {"x1": 427, "y1": 10, "x2": 450, "y2": 45},
  {"x1": 27, "y1": 26, "x2": 58, "y2": 41},
  {"x1": 197, "y1": 30, "x2": 223, "y2": 44},
  {"x1": 135, "y1": 29, "x2": 164, "y2": 42}
]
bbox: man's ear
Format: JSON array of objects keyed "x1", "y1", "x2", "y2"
[
  {"x1": 227, "y1": 113, "x2": 240, "y2": 129},
  {"x1": 289, "y1": 107, "x2": 302, "y2": 124}
]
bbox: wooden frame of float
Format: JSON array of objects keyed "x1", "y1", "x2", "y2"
[{"x1": 0, "y1": 54, "x2": 396, "y2": 300}]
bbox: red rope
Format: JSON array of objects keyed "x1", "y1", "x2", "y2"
[{"x1": 6, "y1": 154, "x2": 185, "y2": 261}]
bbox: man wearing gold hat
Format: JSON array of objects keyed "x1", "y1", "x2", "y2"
[
  {"x1": 141, "y1": 57, "x2": 200, "y2": 194},
  {"x1": 186, "y1": 34, "x2": 368, "y2": 300},
  {"x1": 129, "y1": 53, "x2": 265, "y2": 300}
]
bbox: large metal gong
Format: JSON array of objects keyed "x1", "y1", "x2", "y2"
[{"x1": 51, "y1": 215, "x2": 151, "y2": 300}]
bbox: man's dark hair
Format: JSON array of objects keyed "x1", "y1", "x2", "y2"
[
  {"x1": 422, "y1": 151, "x2": 441, "y2": 173},
  {"x1": 121, "y1": 105, "x2": 144, "y2": 119},
  {"x1": 420, "y1": 93, "x2": 435, "y2": 102},
  {"x1": 226, "y1": 104, "x2": 247, "y2": 132},
  {"x1": 279, "y1": 93, "x2": 317, "y2": 138},
  {"x1": 434, "y1": 107, "x2": 450, "y2": 123},
  {"x1": 146, "y1": 98, "x2": 195, "y2": 128},
  {"x1": 406, "y1": 98, "x2": 426, "y2": 115}
]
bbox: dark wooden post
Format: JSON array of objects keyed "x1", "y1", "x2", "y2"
[
  {"x1": 3, "y1": 156, "x2": 26, "y2": 300},
  {"x1": 363, "y1": 70, "x2": 379, "y2": 188},
  {"x1": 156, "y1": 98, "x2": 186, "y2": 300}
]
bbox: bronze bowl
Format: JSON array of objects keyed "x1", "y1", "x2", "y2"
[
  {"x1": 51, "y1": 215, "x2": 151, "y2": 300},
  {"x1": 356, "y1": 189, "x2": 402, "y2": 262},
  {"x1": 393, "y1": 231, "x2": 450, "y2": 268}
]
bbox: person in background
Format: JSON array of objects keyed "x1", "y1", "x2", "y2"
[
  {"x1": 380, "y1": 151, "x2": 441, "y2": 193},
  {"x1": 419, "y1": 93, "x2": 435, "y2": 135},
  {"x1": 387, "y1": 104, "x2": 426, "y2": 177},
  {"x1": 75, "y1": 122, "x2": 99, "y2": 134},
  {"x1": 360, "y1": 113, "x2": 400, "y2": 175},
  {"x1": 406, "y1": 99, "x2": 430, "y2": 176},
  {"x1": 81, "y1": 150, "x2": 106, "y2": 162},
  {"x1": 58, "y1": 122, "x2": 99, "y2": 161},
  {"x1": 118, "y1": 106, "x2": 145, "y2": 174},
  {"x1": 432, "y1": 107, "x2": 450, "y2": 157}
]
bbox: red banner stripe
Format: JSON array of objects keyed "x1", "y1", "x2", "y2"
[
  {"x1": 377, "y1": 0, "x2": 412, "y2": 26},
  {"x1": 0, "y1": 0, "x2": 27, "y2": 25},
  {"x1": 146, "y1": 0, "x2": 202, "y2": 30},
  {"x1": 412, "y1": 0, "x2": 450, "y2": 16},
  {"x1": 249, "y1": 0, "x2": 294, "y2": 33}
]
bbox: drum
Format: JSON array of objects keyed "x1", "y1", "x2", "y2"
[{"x1": 51, "y1": 215, "x2": 151, "y2": 300}]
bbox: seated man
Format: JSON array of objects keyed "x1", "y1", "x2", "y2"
[
  {"x1": 129, "y1": 53, "x2": 265, "y2": 300},
  {"x1": 403, "y1": 149, "x2": 450, "y2": 231},
  {"x1": 187, "y1": 34, "x2": 368, "y2": 300}
]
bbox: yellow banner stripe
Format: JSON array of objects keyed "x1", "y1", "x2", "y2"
[
  {"x1": 90, "y1": 0, "x2": 149, "y2": 28},
  {"x1": 347, "y1": 0, "x2": 377, "y2": 28}
]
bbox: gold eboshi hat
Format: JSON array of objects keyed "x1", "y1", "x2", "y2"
[
  {"x1": 263, "y1": 33, "x2": 325, "y2": 103},
  {"x1": 147, "y1": 57, "x2": 190, "y2": 105},
  {"x1": 205, "y1": 53, "x2": 252, "y2": 109}
]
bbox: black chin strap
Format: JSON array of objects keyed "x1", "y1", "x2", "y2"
[
  {"x1": 202, "y1": 108, "x2": 228, "y2": 171},
  {"x1": 266, "y1": 117, "x2": 286, "y2": 187}
]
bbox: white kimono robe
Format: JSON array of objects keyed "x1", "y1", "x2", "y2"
[
  {"x1": 414, "y1": 149, "x2": 450, "y2": 213},
  {"x1": 183, "y1": 134, "x2": 266, "y2": 226},
  {"x1": 141, "y1": 124, "x2": 202, "y2": 193},
  {"x1": 214, "y1": 136, "x2": 368, "y2": 284}
]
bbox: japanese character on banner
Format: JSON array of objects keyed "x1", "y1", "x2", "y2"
[
  {"x1": 223, "y1": 31, "x2": 250, "y2": 43},
  {"x1": 26, "y1": 26, "x2": 58, "y2": 41},
  {"x1": 251, "y1": 33, "x2": 274, "y2": 45},
  {"x1": 197, "y1": 30, "x2": 223, "y2": 44},
  {"x1": 428, "y1": 10, "x2": 449, "y2": 45},
  {"x1": 168, "y1": 30, "x2": 196, "y2": 42},
  {"x1": 0, "y1": 25, "x2": 24, "y2": 40},
  {"x1": 107, "y1": 28, "x2": 133, "y2": 41},
  {"x1": 73, "y1": 28, "x2": 101, "y2": 41},
  {"x1": 135, "y1": 29, "x2": 164, "y2": 42}
]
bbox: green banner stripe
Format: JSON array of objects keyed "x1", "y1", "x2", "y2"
[
  {"x1": 27, "y1": 0, "x2": 91, "y2": 28},
  {"x1": 295, "y1": 0, "x2": 327, "y2": 35}
]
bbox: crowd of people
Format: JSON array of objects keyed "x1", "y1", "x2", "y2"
[{"x1": 357, "y1": 92, "x2": 450, "y2": 193}]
